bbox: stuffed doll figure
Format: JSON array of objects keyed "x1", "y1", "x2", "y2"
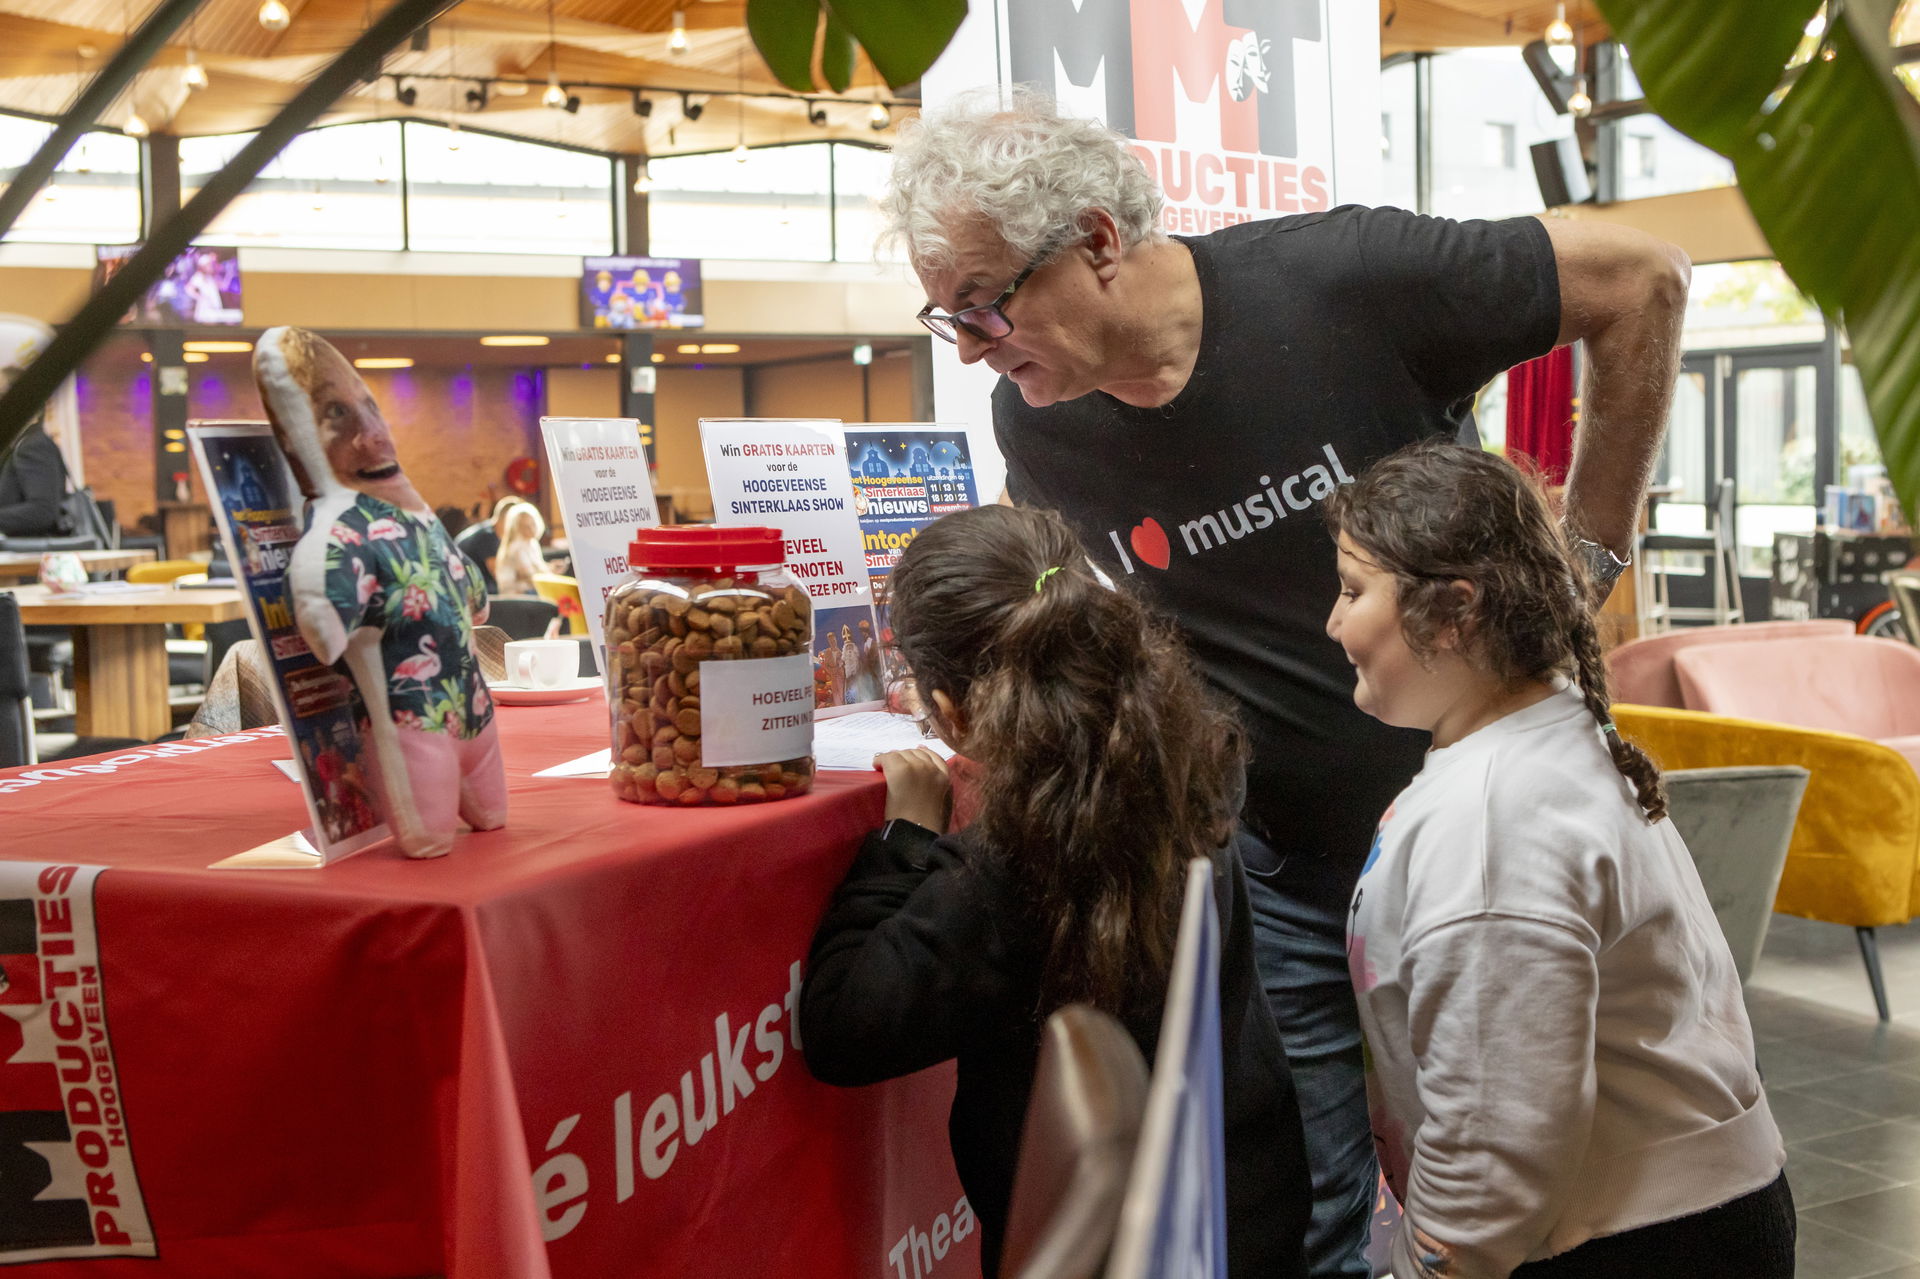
[{"x1": 254, "y1": 326, "x2": 506, "y2": 859}]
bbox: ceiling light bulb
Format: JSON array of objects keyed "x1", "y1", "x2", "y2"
[
  {"x1": 732, "y1": 141, "x2": 748, "y2": 162},
  {"x1": 543, "y1": 77, "x2": 566, "y2": 109},
  {"x1": 868, "y1": 101, "x2": 891, "y2": 130},
  {"x1": 633, "y1": 168, "x2": 653, "y2": 194},
  {"x1": 183, "y1": 50, "x2": 209, "y2": 91},
  {"x1": 447, "y1": 121, "x2": 462, "y2": 151},
  {"x1": 258, "y1": 0, "x2": 291, "y2": 32},
  {"x1": 1545, "y1": 3, "x2": 1573, "y2": 47},
  {"x1": 1567, "y1": 76, "x2": 1592, "y2": 117},
  {"x1": 669, "y1": 11, "x2": 689, "y2": 54},
  {"x1": 123, "y1": 109, "x2": 150, "y2": 139}
]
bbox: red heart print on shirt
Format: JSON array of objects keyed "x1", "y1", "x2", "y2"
[{"x1": 1129, "y1": 518, "x2": 1172, "y2": 570}]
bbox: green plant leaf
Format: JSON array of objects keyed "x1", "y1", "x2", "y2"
[
  {"x1": 1597, "y1": 0, "x2": 1920, "y2": 526},
  {"x1": 822, "y1": 0, "x2": 966, "y2": 90},
  {"x1": 748, "y1": 0, "x2": 823, "y2": 93},
  {"x1": 821, "y1": 10, "x2": 855, "y2": 94}
]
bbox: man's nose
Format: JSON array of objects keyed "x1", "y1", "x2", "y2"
[{"x1": 955, "y1": 328, "x2": 994, "y2": 365}]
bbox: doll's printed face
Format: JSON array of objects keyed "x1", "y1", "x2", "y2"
[{"x1": 298, "y1": 339, "x2": 423, "y2": 509}]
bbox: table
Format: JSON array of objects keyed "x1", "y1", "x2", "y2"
[
  {"x1": 8, "y1": 584, "x2": 249, "y2": 739},
  {"x1": 0, "y1": 697, "x2": 971, "y2": 1277},
  {"x1": 156, "y1": 501, "x2": 213, "y2": 562},
  {"x1": 0, "y1": 549, "x2": 156, "y2": 583}
]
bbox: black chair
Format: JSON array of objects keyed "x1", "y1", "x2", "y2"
[
  {"x1": 0, "y1": 533, "x2": 104, "y2": 554},
  {"x1": 484, "y1": 596, "x2": 559, "y2": 640},
  {"x1": 0, "y1": 594, "x2": 32, "y2": 768}
]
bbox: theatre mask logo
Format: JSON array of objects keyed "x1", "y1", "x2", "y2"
[
  {"x1": 0, "y1": 864, "x2": 155, "y2": 1262},
  {"x1": 1104, "y1": 444, "x2": 1354, "y2": 575}
]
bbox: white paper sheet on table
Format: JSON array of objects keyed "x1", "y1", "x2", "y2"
[
  {"x1": 814, "y1": 712, "x2": 954, "y2": 772},
  {"x1": 535, "y1": 748, "x2": 614, "y2": 779}
]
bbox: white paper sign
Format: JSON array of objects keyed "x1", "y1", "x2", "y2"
[
  {"x1": 540, "y1": 417, "x2": 660, "y2": 668},
  {"x1": 696, "y1": 653, "x2": 815, "y2": 766},
  {"x1": 699, "y1": 418, "x2": 884, "y2": 718}
]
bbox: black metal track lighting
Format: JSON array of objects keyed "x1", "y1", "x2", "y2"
[
  {"x1": 465, "y1": 81, "x2": 488, "y2": 110},
  {"x1": 563, "y1": 93, "x2": 582, "y2": 114},
  {"x1": 807, "y1": 101, "x2": 827, "y2": 127},
  {"x1": 632, "y1": 90, "x2": 652, "y2": 117},
  {"x1": 394, "y1": 77, "x2": 418, "y2": 107},
  {"x1": 681, "y1": 91, "x2": 703, "y2": 121}
]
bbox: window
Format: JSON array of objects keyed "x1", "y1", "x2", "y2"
[
  {"x1": 1379, "y1": 60, "x2": 1417, "y2": 211},
  {"x1": 1429, "y1": 48, "x2": 1575, "y2": 220},
  {"x1": 648, "y1": 143, "x2": 834, "y2": 262},
  {"x1": 831, "y1": 144, "x2": 904, "y2": 263},
  {"x1": 0, "y1": 116, "x2": 141, "y2": 245},
  {"x1": 1485, "y1": 122, "x2": 1516, "y2": 169},
  {"x1": 403, "y1": 123, "x2": 614, "y2": 255},
  {"x1": 1632, "y1": 134, "x2": 1657, "y2": 178},
  {"x1": 182, "y1": 122, "x2": 405, "y2": 251}
]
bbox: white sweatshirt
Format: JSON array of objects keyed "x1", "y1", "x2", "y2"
[{"x1": 1347, "y1": 684, "x2": 1784, "y2": 1279}]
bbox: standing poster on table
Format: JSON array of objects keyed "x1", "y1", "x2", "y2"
[
  {"x1": 188, "y1": 422, "x2": 388, "y2": 865},
  {"x1": 843, "y1": 425, "x2": 979, "y2": 689},
  {"x1": 1109, "y1": 857, "x2": 1229, "y2": 1279},
  {"x1": 698, "y1": 419, "x2": 883, "y2": 716},
  {"x1": 539, "y1": 417, "x2": 661, "y2": 671}
]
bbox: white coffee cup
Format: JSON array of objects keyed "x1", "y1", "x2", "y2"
[{"x1": 506, "y1": 638, "x2": 576, "y2": 688}]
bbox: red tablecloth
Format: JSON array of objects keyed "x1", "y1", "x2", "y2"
[{"x1": 0, "y1": 695, "x2": 975, "y2": 1277}]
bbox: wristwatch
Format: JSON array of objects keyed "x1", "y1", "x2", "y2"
[{"x1": 1566, "y1": 532, "x2": 1631, "y2": 595}]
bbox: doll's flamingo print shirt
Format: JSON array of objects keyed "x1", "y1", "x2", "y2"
[{"x1": 321, "y1": 493, "x2": 495, "y2": 739}]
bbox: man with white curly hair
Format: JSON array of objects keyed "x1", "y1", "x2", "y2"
[{"x1": 883, "y1": 88, "x2": 1689, "y2": 1278}]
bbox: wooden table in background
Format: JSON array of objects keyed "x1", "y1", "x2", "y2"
[
  {"x1": 157, "y1": 500, "x2": 213, "y2": 560},
  {"x1": 8, "y1": 583, "x2": 246, "y2": 738},
  {"x1": 0, "y1": 547, "x2": 156, "y2": 582}
]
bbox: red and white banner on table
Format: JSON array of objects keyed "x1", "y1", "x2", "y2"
[{"x1": 0, "y1": 863, "x2": 154, "y2": 1261}]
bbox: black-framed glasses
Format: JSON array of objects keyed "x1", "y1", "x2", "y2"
[{"x1": 916, "y1": 247, "x2": 1054, "y2": 344}]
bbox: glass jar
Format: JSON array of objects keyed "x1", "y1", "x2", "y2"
[{"x1": 607, "y1": 526, "x2": 816, "y2": 806}]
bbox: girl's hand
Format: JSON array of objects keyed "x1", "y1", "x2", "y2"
[{"x1": 875, "y1": 747, "x2": 952, "y2": 834}]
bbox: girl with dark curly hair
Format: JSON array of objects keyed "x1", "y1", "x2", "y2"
[
  {"x1": 1325, "y1": 439, "x2": 1791, "y2": 1279},
  {"x1": 800, "y1": 502, "x2": 1311, "y2": 1277}
]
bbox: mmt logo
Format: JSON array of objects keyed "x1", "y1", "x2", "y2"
[{"x1": 1008, "y1": 0, "x2": 1324, "y2": 159}]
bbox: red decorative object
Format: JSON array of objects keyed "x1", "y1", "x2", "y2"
[
  {"x1": 1505, "y1": 345, "x2": 1576, "y2": 485},
  {"x1": 505, "y1": 456, "x2": 540, "y2": 495}
]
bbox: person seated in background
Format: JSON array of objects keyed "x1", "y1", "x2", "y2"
[
  {"x1": 435, "y1": 505, "x2": 470, "y2": 542},
  {"x1": 455, "y1": 495, "x2": 517, "y2": 593},
  {"x1": 800, "y1": 505, "x2": 1311, "y2": 1278},
  {"x1": 0, "y1": 363, "x2": 66, "y2": 538},
  {"x1": 1327, "y1": 441, "x2": 1790, "y2": 1279},
  {"x1": 494, "y1": 501, "x2": 548, "y2": 597}
]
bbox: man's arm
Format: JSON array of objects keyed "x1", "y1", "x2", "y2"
[{"x1": 1537, "y1": 217, "x2": 1691, "y2": 561}]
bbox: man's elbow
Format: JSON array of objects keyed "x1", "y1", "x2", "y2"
[{"x1": 1645, "y1": 239, "x2": 1691, "y2": 317}]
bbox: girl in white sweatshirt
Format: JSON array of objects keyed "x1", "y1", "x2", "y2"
[{"x1": 1323, "y1": 441, "x2": 1791, "y2": 1279}]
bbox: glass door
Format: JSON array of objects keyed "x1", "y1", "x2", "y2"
[
  {"x1": 1649, "y1": 352, "x2": 1719, "y2": 540},
  {"x1": 1726, "y1": 346, "x2": 1827, "y2": 576}
]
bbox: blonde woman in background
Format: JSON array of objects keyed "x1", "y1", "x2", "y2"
[{"x1": 494, "y1": 502, "x2": 547, "y2": 596}]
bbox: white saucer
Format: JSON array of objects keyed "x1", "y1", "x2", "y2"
[{"x1": 486, "y1": 675, "x2": 602, "y2": 706}]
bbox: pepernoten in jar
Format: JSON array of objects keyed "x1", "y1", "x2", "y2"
[{"x1": 607, "y1": 526, "x2": 816, "y2": 806}]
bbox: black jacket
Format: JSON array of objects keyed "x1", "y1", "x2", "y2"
[
  {"x1": 801, "y1": 821, "x2": 1311, "y2": 1277},
  {"x1": 0, "y1": 424, "x2": 65, "y2": 538}
]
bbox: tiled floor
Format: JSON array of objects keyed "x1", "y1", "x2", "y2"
[{"x1": 1748, "y1": 913, "x2": 1920, "y2": 1277}]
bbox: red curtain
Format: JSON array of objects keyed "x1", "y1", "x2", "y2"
[{"x1": 1505, "y1": 345, "x2": 1576, "y2": 484}]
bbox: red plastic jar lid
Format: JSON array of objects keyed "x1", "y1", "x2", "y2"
[{"x1": 628, "y1": 525, "x2": 784, "y2": 571}]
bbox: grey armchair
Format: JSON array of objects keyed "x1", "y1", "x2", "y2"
[{"x1": 1663, "y1": 765, "x2": 1811, "y2": 983}]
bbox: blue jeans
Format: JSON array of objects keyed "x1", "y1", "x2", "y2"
[{"x1": 1243, "y1": 839, "x2": 1376, "y2": 1279}]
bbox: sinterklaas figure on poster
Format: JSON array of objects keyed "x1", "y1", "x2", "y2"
[{"x1": 253, "y1": 325, "x2": 506, "y2": 859}]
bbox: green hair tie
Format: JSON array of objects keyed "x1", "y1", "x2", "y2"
[{"x1": 1033, "y1": 565, "x2": 1064, "y2": 594}]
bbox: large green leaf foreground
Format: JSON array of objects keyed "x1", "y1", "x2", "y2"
[
  {"x1": 748, "y1": 0, "x2": 967, "y2": 92},
  {"x1": 1597, "y1": 0, "x2": 1920, "y2": 523}
]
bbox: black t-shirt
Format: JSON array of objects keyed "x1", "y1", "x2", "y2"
[{"x1": 995, "y1": 206, "x2": 1559, "y2": 913}]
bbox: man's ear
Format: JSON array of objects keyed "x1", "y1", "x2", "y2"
[{"x1": 1081, "y1": 209, "x2": 1125, "y2": 282}]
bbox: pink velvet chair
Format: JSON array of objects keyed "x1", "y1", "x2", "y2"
[
  {"x1": 1671, "y1": 634, "x2": 1920, "y2": 1018},
  {"x1": 1607, "y1": 619, "x2": 1855, "y2": 709}
]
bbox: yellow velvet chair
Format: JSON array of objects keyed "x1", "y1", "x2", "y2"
[{"x1": 1615, "y1": 704, "x2": 1920, "y2": 1019}]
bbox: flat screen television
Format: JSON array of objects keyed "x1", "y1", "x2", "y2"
[
  {"x1": 95, "y1": 243, "x2": 244, "y2": 326},
  {"x1": 580, "y1": 255, "x2": 704, "y2": 330}
]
